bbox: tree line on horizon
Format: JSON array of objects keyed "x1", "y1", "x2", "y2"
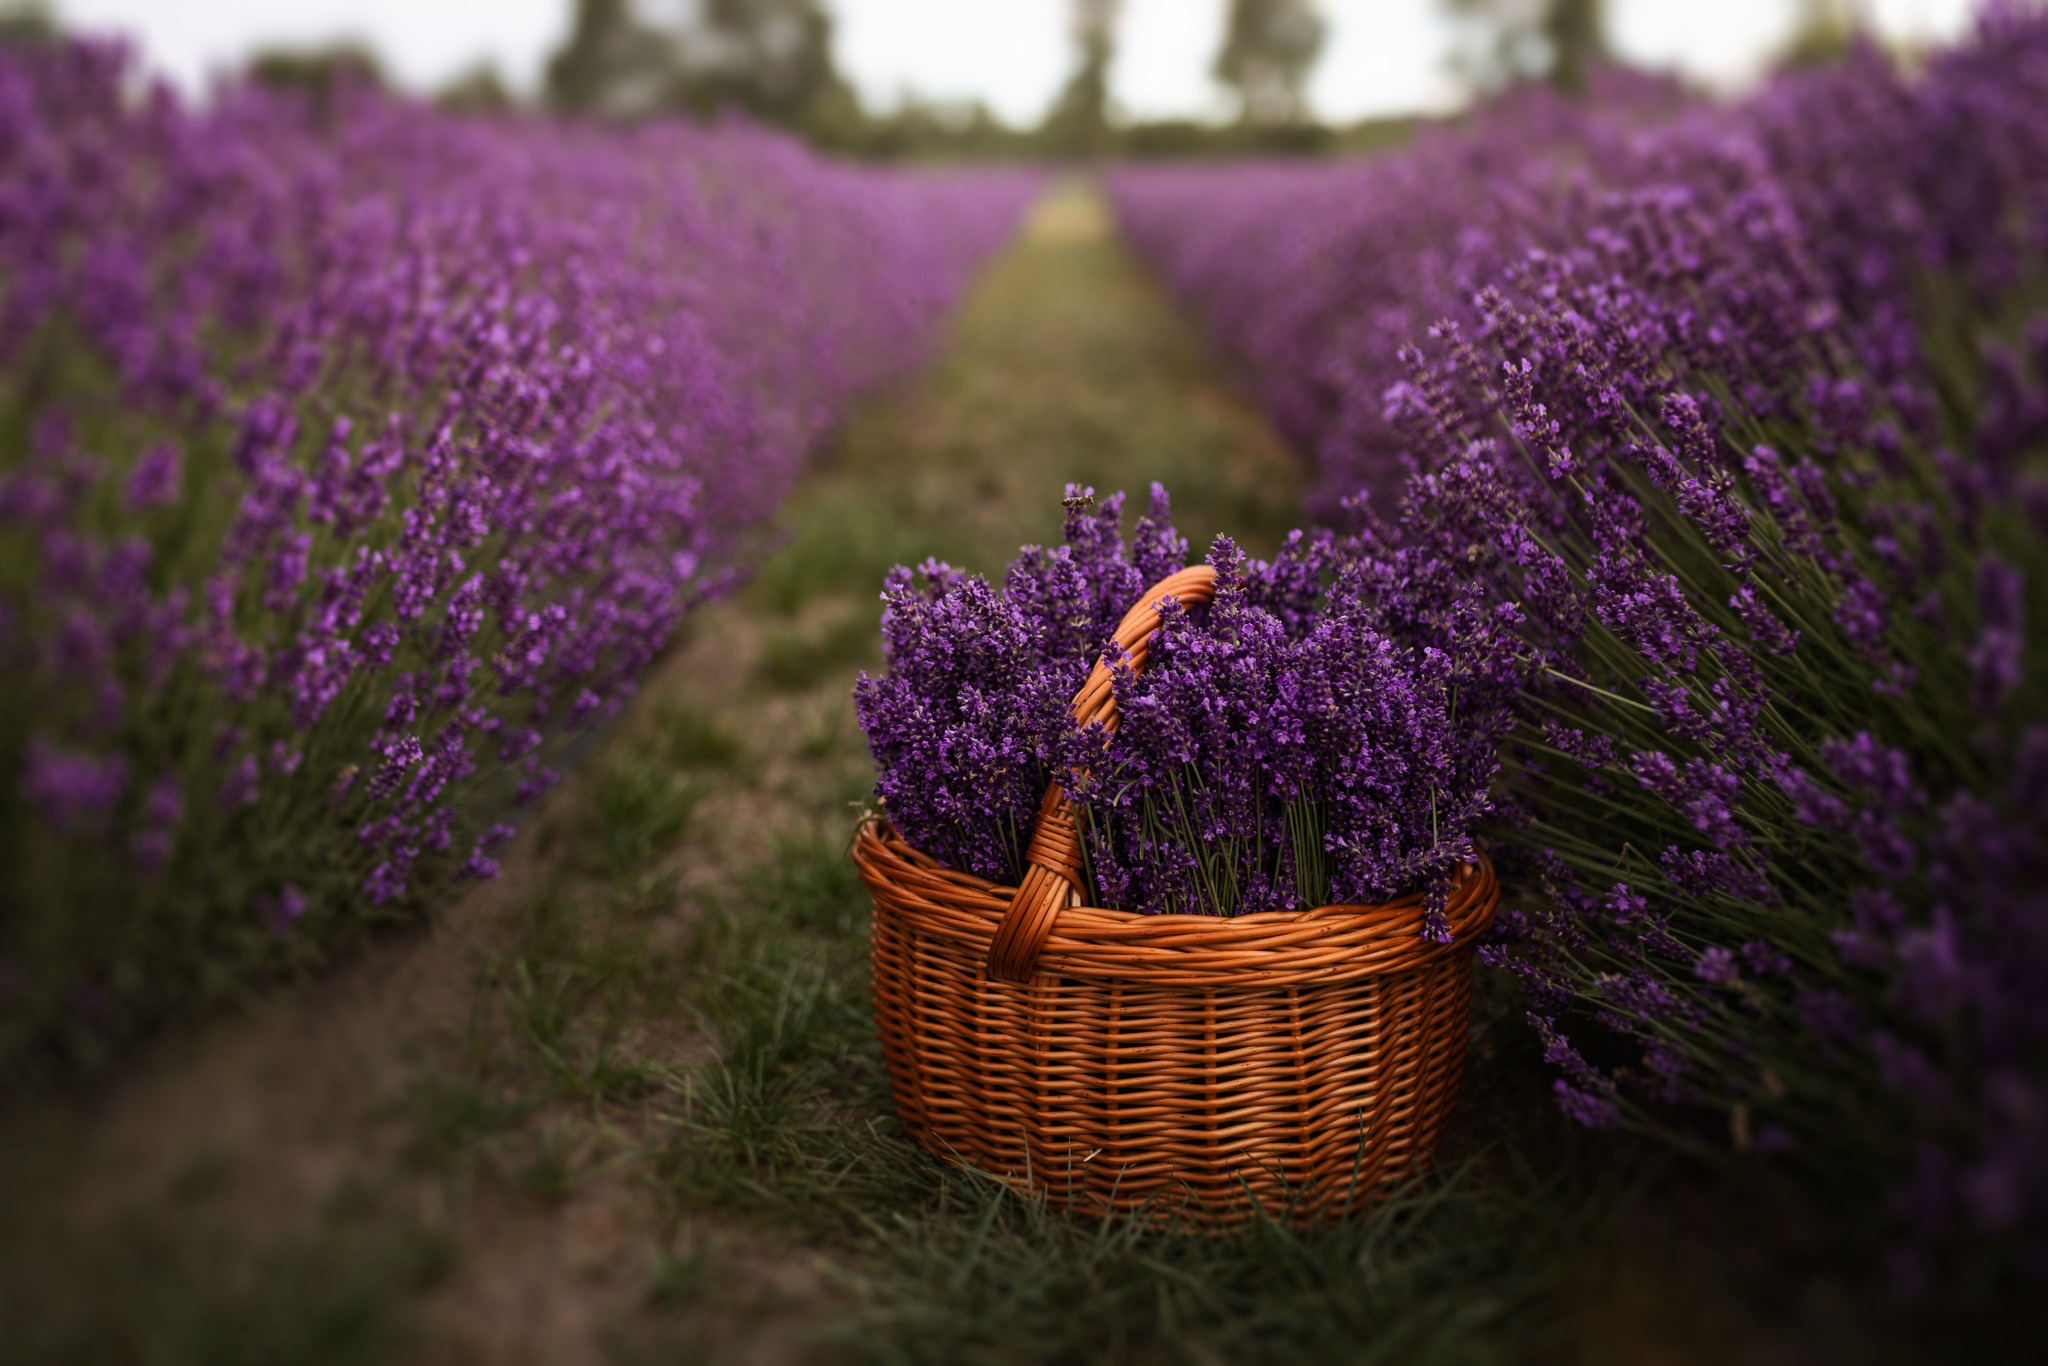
[
  {"x1": 0, "y1": 0, "x2": 1871, "y2": 161},
  {"x1": 536, "y1": 0, "x2": 1865, "y2": 157},
  {"x1": 536, "y1": 0, "x2": 1359, "y2": 158}
]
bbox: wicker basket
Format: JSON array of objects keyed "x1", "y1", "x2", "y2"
[{"x1": 853, "y1": 564, "x2": 1499, "y2": 1227}]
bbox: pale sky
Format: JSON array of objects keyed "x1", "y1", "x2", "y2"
[{"x1": 54, "y1": 0, "x2": 1981, "y2": 125}]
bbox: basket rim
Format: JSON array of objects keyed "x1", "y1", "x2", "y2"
[{"x1": 855, "y1": 818, "x2": 1497, "y2": 987}]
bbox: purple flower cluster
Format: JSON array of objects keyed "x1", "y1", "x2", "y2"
[
  {"x1": 856, "y1": 486, "x2": 1509, "y2": 925},
  {"x1": 0, "y1": 38, "x2": 1037, "y2": 1075},
  {"x1": 855, "y1": 489, "x2": 1187, "y2": 884},
  {"x1": 1112, "y1": 11, "x2": 2048, "y2": 521},
  {"x1": 1113, "y1": 10, "x2": 2048, "y2": 1276},
  {"x1": 1109, "y1": 66, "x2": 1694, "y2": 514}
]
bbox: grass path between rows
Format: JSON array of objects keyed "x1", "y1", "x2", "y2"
[{"x1": 0, "y1": 185, "x2": 1923, "y2": 1366}]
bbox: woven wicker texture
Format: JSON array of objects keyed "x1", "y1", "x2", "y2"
[{"x1": 856, "y1": 566, "x2": 1499, "y2": 1226}]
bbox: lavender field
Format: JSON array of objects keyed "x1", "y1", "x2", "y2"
[
  {"x1": 0, "y1": 39, "x2": 1033, "y2": 1078},
  {"x1": 2, "y1": 4, "x2": 2045, "y2": 1363}
]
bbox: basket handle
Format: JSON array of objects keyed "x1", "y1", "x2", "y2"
[{"x1": 985, "y1": 564, "x2": 1219, "y2": 982}]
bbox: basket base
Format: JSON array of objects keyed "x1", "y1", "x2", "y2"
[
  {"x1": 856, "y1": 821, "x2": 1494, "y2": 1230},
  {"x1": 875, "y1": 915, "x2": 1477, "y2": 1229}
]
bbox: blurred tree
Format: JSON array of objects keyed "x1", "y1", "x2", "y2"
[
  {"x1": 545, "y1": 0, "x2": 676, "y2": 118},
  {"x1": 1042, "y1": 0, "x2": 1120, "y2": 157},
  {"x1": 0, "y1": 2, "x2": 55, "y2": 45},
  {"x1": 855, "y1": 94, "x2": 1030, "y2": 162},
  {"x1": 546, "y1": 0, "x2": 861, "y2": 137},
  {"x1": 1445, "y1": 0, "x2": 1607, "y2": 96},
  {"x1": 669, "y1": 0, "x2": 861, "y2": 133},
  {"x1": 1121, "y1": 116, "x2": 1334, "y2": 158},
  {"x1": 241, "y1": 42, "x2": 387, "y2": 130},
  {"x1": 1542, "y1": 0, "x2": 1603, "y2": 94},
  {"x1": 1779, "y1": 0, "x2": 1858, "y2": 68},
  {"x1": 1213, "y1": 0, "x2": 1327, "y2": 126},
  {"x1": 246, "y1": 43, "x2": 387, "y2": 95},
  {"x1": 436, "y1": 63, "x2": 515, "y2": 114},
  {"x1": 246, "y1": 42, "x2": 389, "y2": 127}
]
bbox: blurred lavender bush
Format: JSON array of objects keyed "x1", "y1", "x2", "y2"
[
  {"x1": 1114, "y1": 9, "x2": 2048, "y2": 1275},
  {"x1": 0, "y1": 39, "x2": 1035, "y2": 1080}
]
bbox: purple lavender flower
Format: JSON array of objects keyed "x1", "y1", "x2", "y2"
[
  {"x1": 22, "y1": 739, "x2": 128, "y2": 832},
  {"x1": 1694, "y1": 946, "x2": 1740, "y2": 986},
  {"x1": 1554, "y1": 1080, "x2": 1623, "y2": 1129},
  {"x1": 123, "y1": 443, "x2": 180, "y2": 509},
  {"x1": 0, "y1": 36, "x2": 1040, "y2": 1076},
  {"x1": 1969, "y1": 555, "x2": 2025, "y2": 710},
  {"x1": 1111, "y1": 8, "x2": 2048, "y2": 1279},
  {"x1": 859, "y1": 490, "x2": 1504, "y2": 926}
]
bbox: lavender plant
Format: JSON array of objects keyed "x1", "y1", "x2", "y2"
[
  {"x1": 1109, "y1": 67, "x2": 1695, "y2": 514},
  {"x1": 1115, "y1": 7, "x2": 2048, "y2": 1274},
  {"x1": 1396, "y1": 274, "x2": 2046, "y2": 1272},
  {"x1": 0, "y1": 39, "x2": 1037, "y2": 1080},
  {"x1": 854, "y1": 486, "x2": 1510, "y2": 928}
]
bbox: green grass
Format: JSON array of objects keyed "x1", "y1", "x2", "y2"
[
  {"x1": 134, "y1": 1218, "x2": 452, "y2": 1366},
  {"x1": 667, "y1": 837, "x2": 1610, "y2": 1364},
  {"x1": 403, "y1": 1065, "x2": 536, "y2": 1175},
  {"x1": 645, "y1": 1225, "x2": 721, "y2": 1309},
  {"x1": 797, "y1": 696, "x2": 858, "y2": 761},
  {"x1": 440, "y1": 817, "x2": 1629, "y2": 1364},
  {"x1": 759, "y1": 608, "x2": 882, "y2": 691},
  {"x1": 509, "y1": 1124, "x2": 581, "y2": 1206},
  {"x1": 833, "y1": 1166, "x2": 1591, "y2": 1366},
  {"x1": 747, "y1": 498, "x2": 961, "y2": 618},
  {"x1": 1, "y1": 1183, "x2": 452, "y2": 1366},
  {"x1": 577, "y1": 756, "x2": 706, "y2": 879},
  {"x1": 656, "y1": 702, "x2": 751, "y2": 772}
]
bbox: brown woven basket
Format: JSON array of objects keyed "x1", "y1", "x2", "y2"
[{"x1": 853, "y1": 564, "x2": 1499, "y2": 1227}]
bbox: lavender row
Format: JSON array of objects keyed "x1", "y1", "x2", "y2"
[
  {"x1": 0, "y1": 39, "x2": 1037, "y2": 1079},
  {"x1": 1111, "y1": 26, "x2": 2047, "y2": 521},
  {"x1": 1114, "y1": 13, "x2": 2048, "y2": 1278}
]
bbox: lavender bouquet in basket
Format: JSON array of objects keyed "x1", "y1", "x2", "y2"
[{"x1": 854, "y1": 485, "x2": 1517, "y2": 934}]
